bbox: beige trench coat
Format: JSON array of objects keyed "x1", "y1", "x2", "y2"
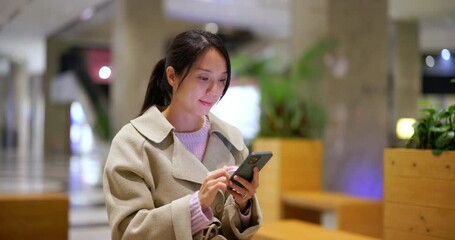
[{"x1": 103, "y1": 106, "x2": 262, "y2": 240}]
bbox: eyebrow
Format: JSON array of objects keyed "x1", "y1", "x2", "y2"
[{"x1": 196, "y1": 67, "x2": 228, "y2": 75}]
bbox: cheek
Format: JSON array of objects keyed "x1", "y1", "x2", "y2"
[{"x1": 216, "y1": 83, "x2": 226, "y2": 95}]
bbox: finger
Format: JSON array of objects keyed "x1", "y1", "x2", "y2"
[
  {"x1": 226, "y1": 188, "x2": 244, "y2": 200},
  {"x1": 232, "y1": 174, "x2": 257, "y2": 196},
  {"x1": 230, "y1": 177, "x2": 254, "y2": 199},
  {"x1": 232, "y1": 175, "x2": 252, "y2": 189},
  {"x1": 206, "y1": 168, "x2": 230, "y2": 181},
  {"x1": 205, "y1": 176, "x2": 229, "y2": 190},
  {"x1": 200, "y1": 180, "x2": 228, "y2": 208},
  {"x1": 251, "y1": 167, "x2": 260, "y2": 187}
]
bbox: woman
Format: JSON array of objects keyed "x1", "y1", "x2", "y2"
[{"x1": 103, "y1": 29, "x2": 262, "y2": 240}]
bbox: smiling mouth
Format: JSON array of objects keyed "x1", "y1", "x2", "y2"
[{"x1": 199, "y1": 100, "x2": 215, "y2": 106}]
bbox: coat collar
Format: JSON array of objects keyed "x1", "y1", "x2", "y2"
[
  {"x1": 130, "y1": 105, "x2": 244, "y2": 152},
  {"x1": 130, "y1": 105, "x2": 243, "y2": 184}
]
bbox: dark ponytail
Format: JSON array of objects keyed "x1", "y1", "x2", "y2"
[
  {"x1": 139, "y1": 29, "x2": 231, "y2": 115},
  {"x1": 139, "y1": 58, "x2": 172, "y2": 115}
]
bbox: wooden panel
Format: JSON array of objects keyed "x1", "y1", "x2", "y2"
[
  {"x1": 253, "y1": 220, "x2": 380, "y2": 240},
  {"x1": 384, "y1": 175, "x2": 455, "y2": 210},
  {"x1": 0, "y1": 192, "x2": 69, "y2": 240},
  {"x1": 254, "y1": 138, "x2": 284, "y2": 222},
  {"x1": 279, "y1": 139, "x2": 322, "y2": 191},
  {"x1": 384, "y1": 149, "x2": 455, "y2": 180},
  {"x1": 338, "y1": 202, "x2": 383, "y2": 238},
  {"x1": 383, "y1": 149, "x2": 455, "y2": 240},
  {"x1": 282, "y1": 191, "x2": 383, "y2": 238},
  {"x1": 282, "y1": 204, "x2": 321, "y2": 224},
  {"x1": 253, "y1": 138, "x2": 323, "y2": 222},
  {"x1": 282, "y1": 191, "x2": 381, "y2": 211},
  {"x1": 384, "y1": 228, "x2": 448, "y2": 240},
  {"x1": 384, "y1": 202, "x2": 455, "y2": 239},
  {"x1": 253, "y1": 138, "x2": 322, "y2": 192}
]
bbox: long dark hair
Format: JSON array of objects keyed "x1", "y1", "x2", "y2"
[{"x1": 139, "y1": 30, "x2": 231, "y2": 115}]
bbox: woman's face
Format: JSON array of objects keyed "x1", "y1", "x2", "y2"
[{"x1": 167, "y1": 48, "x2": 228, "y2": 117}]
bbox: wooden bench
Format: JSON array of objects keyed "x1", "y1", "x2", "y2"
[
  {"x1": 281, "y1": 191, "x2": 383, "y2": 238},
  {"x1": 253, "y1": 219, "x2": 380, "y2": 240},
  {"x1": 253, "y1": 138, "x2": 383, "y2": 238},
  {"x1": 0, "y1": 192, "x2": 69, "y2": 240}
]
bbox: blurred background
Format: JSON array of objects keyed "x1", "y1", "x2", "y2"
[{"x1": 1, "y1": 0, "x2": 455, "y2": 239}]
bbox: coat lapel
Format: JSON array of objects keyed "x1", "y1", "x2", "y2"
[
  {"x1": 171, "y1": 137, "x2": 208, "y2": 185},
  {"x1": 130, "y1": 106, "x2": 245, "y2": 185},
  {"x1": 203, "y1": 133, "x2": 236, "y2": 171}
]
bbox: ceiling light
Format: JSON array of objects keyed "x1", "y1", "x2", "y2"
[
  {"x1": 441, "y1": 49, "x2": 451, "y2": 60},
  {"x1": 425, "y1": 55, "x2": 435, "y2": 67}
]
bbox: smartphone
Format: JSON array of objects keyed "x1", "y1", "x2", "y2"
[{"x1": 229, "y1": 151, "x2": 273, "y2": 188}]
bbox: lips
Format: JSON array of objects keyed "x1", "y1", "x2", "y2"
[{"x1": 199, "y1": 99, "x2": 215, "y2": 107}]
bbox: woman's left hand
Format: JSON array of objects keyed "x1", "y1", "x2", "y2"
[{"x1": 227, "y1": 167, "x2": 259, "y2": 211}]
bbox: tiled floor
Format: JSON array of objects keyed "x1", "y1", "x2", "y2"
[{"x1": 0, "y1": 151, "x2": 111, "y2": 239}]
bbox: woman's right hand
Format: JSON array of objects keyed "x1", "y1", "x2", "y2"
[{"x1": 198, "y1": 167, "x2": 231, "y2": 209}]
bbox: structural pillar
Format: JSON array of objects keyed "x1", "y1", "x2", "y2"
[
  {"x1": 392, "y1": 21, "x2": 420, "y2": 146},
  {"x1": 290, "y1": 0, "x2": 388, "y2": 199}
]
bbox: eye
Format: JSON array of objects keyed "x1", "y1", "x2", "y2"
[
  {"x1": 198, "y1": 76, "x2": 209, "y2": 81},
  {"x1": 219, "y1": 75, "x2": 228, "y2": 82}
]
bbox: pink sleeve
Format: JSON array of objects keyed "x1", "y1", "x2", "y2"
[
  {"x1": 189, "y1": 191, "x2": 213, "y2": 235},
  {"x1": 238, "y1": 203, "x2": 252, "y2": 227}
]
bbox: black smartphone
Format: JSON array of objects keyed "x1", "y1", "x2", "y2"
[{"x1": 229, "y1": 151, "x2": 273, "y2": 188}]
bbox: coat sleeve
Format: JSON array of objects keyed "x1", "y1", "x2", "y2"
[
  {"x1": 221, "y1": 144, "x2": 263, "y2": 239},
  {"x1": 102, "y1": 125, "x2": 192, "y2": 240}
]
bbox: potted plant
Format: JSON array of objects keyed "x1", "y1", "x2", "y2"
[
  {"x1": 406, "y1": 103, "x2": 455, "y2": 155},
  {"x1": 231, "y1": 40, "x2": 334, "y2": 221},
  {"x1": 231, "y1": 40, "x2": 333, "y2": 139},
  {"x1": 383, "y1": 104, "x2": 455, "y2": 240}
]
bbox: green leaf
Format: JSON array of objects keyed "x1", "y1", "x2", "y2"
[
  {"x1": 432, "y1": 149, "x2": 443, "y2": 155},
  {"x1": 406, "y1": 103, "x2": 455, "y2": 153},
  {"x1": 420, "y1": 108, "x2": 436, "y2": 116},
  {"x1": 449, "y1": 105, "x2": 455, "y2": 114},
  {"x1": 430, "y1": 125, "x2": 451, "y2": 132},
  {"x1": 435, "y1": 131, "x2": 454, "y2": 148}
]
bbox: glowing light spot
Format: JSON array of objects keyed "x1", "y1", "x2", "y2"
[
  {"x1": 204, "y1": 23, "x2": 219, "y2": 34},
  {"x1": 99, "y1": 66, "x2": 111, "y2": 79},
  {"x1": 425, "y1": 55, "x2": 435, "y2": 67},
  {"x1": 80, "y1": 8, "x2": 94, "y2": 21},
  {"x1": 396, "y1": 118, "x2": 416, "y2": 140},
  {"x1": 441, "y1": 49, "x2": 451, "y2": 60}
]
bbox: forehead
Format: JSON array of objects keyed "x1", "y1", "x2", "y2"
[{"x1": 192, "y1": 48, "x2": 227, "y2": 73}]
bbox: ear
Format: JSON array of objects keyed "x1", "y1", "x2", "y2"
[{"x1": 166, "y1": 66, "x2": 178, "y2": 88}]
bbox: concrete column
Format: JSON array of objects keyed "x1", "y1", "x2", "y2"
[
  {"x1": 12, "y1": 60, "x2": 31, "y2": 159},
  {"x1": 324, "y1": 0, "x2": 388, "y2": 198},
  {"x1": 290, "y1": 0, "x2": 388, "y2": 198},
  {"x1": 290, "y1": 0, "x2": 329, "y2": 60},
  {"x1": 111, "y1": 0, "x2": 201, "y2": 131},
  {"x1": 392, "y1": 21, "x2": 420, "y2": 146},
  {"x1": 288, "y1": 0, "x2": 330, "y2": 138},
  {"x1": 43, "y1": 38, "x2": 72, "y2": 155},
  {"x1": 111, "y1": 0, "x2": 165, "y2": 132}
]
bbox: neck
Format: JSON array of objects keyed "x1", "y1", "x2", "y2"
[{"x1": 163, "y1": 105, "x2": 204, "y2": 132}]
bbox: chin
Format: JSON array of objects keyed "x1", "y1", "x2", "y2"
[{"x1": 199, "y1": 107, "x2": 213, "y2": 116}]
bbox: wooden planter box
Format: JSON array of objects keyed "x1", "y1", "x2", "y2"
[
  {"x1": 383, "y1": 148, "x2": 455, "y2": 240},
  {"x1": 0, "y1": 192, "x2": 69, "y2": 240},
  {"x1": 253, "y1": 138, "x2": 323, "y2": 222}
]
